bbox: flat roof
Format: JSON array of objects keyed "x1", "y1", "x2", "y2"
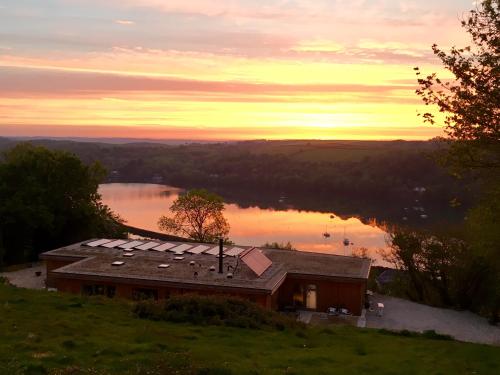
[{"x1": 41, "y1": 239, "x2": 371, "y2": 293}]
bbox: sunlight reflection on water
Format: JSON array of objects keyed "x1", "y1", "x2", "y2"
[{"x1": 99, "y1": 183, "x2": 390, "y2": 266}]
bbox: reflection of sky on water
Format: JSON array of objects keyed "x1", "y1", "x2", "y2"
[{"x1": 99, "y1": 183, "x2": 389, "y2": 265}]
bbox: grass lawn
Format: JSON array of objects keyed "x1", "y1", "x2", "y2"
[{"x1": 1, "y1": 282, "x2": 499, "y2": 375}]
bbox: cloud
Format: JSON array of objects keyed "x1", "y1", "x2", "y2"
[
  {"x1": 0, "y1": 124, "x2": 442, "y2": 141},
  {"x1": 114, "y1": 19, "x2": 135, "y2": 25},
  {"x1": 113, "y1": 0, "x2": 297, "y2": 19},
  {"x1": 0, "y1": 66, "x2": 412, "y2": 97},
  {"x1": 291, "y1": 40, "x2": 344, "y2": 53}
]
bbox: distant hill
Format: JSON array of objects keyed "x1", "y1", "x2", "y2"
[{"x1": 6, "y1": 136, "x2": 225, "y2": 145}]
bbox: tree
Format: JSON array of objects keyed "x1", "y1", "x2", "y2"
[
  {"x1": 415, "y1": 0, "x2": 499, "y2": 175},
  {"x1": 383, "y1": 229, "x2": 468, "y2": 306},
  {"x1": 464, "y1": 185, "x2": 500, "y2": 322},
  {"x1": 158, "y1": 189, "x2": 230, "y2": 243},
  {"x1": 0, "y1": 143, "x2": 125, "y2": 267},
  {"x1": 411, "y1": 0, "x2": 500, "y2": 322},
  {"x1": 261, "y1": 241, "x2": 296, "y2": 251}
]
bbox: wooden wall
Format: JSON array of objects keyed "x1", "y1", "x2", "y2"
[
  {"x1": 52, "y1": 276, "x2": 272, "y2": 309},
  {"x1": 277, "y1": 275, "x2": 366, "y2": 315},
  {"x1": 46, "y1": 262, "x2": 365, "y2": 315},
  {"x1": 45, "y1": 259, "x2": 78, "y2": 287}
]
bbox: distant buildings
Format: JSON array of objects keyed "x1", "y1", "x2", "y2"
[{"x1": 41, "y1": 239, "x2": 371, "y2": 315}]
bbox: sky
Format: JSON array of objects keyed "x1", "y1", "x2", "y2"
[{"x1": 0, "y1": 0, "x2": 474, "y2": 140}]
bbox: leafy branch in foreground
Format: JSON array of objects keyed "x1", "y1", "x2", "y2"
[{"x1": 415, "y1": 0, "x2": 499, "y2": 174}]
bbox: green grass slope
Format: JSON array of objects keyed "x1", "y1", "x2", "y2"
[{"x1": 1, "y1": 283, "x2": 499, "y2": 375}]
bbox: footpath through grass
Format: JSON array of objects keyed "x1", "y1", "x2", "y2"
[{"x1": 1, "y1": 282, "x2": 499, "y2": 375}]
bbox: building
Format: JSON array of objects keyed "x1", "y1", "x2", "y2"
[{"x1": 40, "y1": 239, "x2": 371, "y2": 315}]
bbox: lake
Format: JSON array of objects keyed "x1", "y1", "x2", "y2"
[{"x1": 99, "y1": 183, "x2": 390, "y2": 265}]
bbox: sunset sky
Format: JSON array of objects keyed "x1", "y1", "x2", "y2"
[{"x1": 0, "y1": 0, "x2": 473, "y2": 140}]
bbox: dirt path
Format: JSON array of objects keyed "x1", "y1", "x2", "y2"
[{"x1": 366, "y1": 294, "x2": 500, "y2": 346}]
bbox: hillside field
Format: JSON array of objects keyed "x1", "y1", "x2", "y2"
[{"x1": 1, "y1": 282, "x2": 499, "y2": 375}]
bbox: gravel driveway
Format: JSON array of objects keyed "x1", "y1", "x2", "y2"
[
  {"x1": 0, "y1": 263, "x2": 46, "y2": 289},
  {"x1": 366, "y1": 294, "x2": 500, "y2": 346}
]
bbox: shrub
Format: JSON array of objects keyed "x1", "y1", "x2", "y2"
[
  {"x1": 61, "y1": 340, "x2": 77, "y2": 349},
  {"x1": 198, "y1": 368, "x2": 233, "y2": 375},
  {"x1": 354, "y1": 342, "x2": 368, "y2": 356},
  {"x1": 24, "y1": 363, "x2": 47, "y2": 375},
  {"x1": 377, "y1": 328, "x2": 454, "y2": 341},
  {"x1": 133, "y1": 294, "x2": 301, "y2": 331},
  {"x1": 422, "y1": 330, "x2": 454, "y2": 341}
]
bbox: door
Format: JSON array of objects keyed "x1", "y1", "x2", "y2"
[{"x1": 306, "y1": 285, "x2": 317, "y2": 310}]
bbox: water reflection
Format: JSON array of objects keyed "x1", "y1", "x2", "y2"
[{"x1": 99, "y1": 183, "x2": 389, "y2": 265}]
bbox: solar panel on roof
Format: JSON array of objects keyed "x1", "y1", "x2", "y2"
[
  {"x1": 169, "y1": 244, "x2": 192, "y2": 254},
  {"x1": 134, "y1": 241, "x2": 160, "y2": 250},
  {"x1": 225, "y1": 247, "x2": 245, "y2": 257},
  {"x1": 102, "y1": 239, "x2": 129, "y2": 248},
  {"x1": 152, "y1": 242, "x2": 176, "y2": 251},
  {"x1": 187, "y1": 245, "x2": 210, "y2": 254},
  {"x1": 240, "y1": 248, "x2": 272, "y2": 277},
  {"x1": 85, "y1": 239, "x2": 113, "y2": 247},
  {"x1": 205, "y1": 246, "x2": 226, "y2": 255},
  {"x1": 118, "y1": 240, "x2": 144, "y2": 250}
]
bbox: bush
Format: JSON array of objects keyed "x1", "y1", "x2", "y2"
[
  {"x1": 377, "y1": 328, "x2": 454, "y2": 341},
  {"x1": 198, "y1": 368, "x2": 233, "y2": 375},
  {"x1": 421, "y1": 330, "x2": 453, "y2": 341},
  {"x1": 61, "y1": 340, "x2": 77, "y2": 349},
  {"x1": 133, "y1": 294, "x2": 301, "y2": 331}
]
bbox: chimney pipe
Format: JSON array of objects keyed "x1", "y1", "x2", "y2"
[{"x1": 218, "y1": 238, "x2": 224, "y2": 274}]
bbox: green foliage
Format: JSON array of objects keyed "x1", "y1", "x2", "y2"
[
  {"x1": 0, "y1": 143, "x2": 126, "y2": 266},
  {"x1": 133, "y1": 294, "x2": 298, "y2": 331},
  {"x1": 384, "y1": 226, "x2": 499, "y2": 320},
  {"x1": 464, "y1": 186, "x2": 500, "y2": 322},
  {"x1": 411, "y1": 0, "x2": 500, "y2": 323},
  {"x1": 377, "y1": 329, "x2": 453, "y2": 341},
  {"x1": 384, "y1": 228, "x2": 467, "y2": 305},
  {"x1": 415, "y1": 0, "x2": 499, "y2": 175},
  {"x1": 421, "y1": 330, "x2": 454, "y2": 341},
  {"x1": 1, "y1": 283, "x2": 499, "y2": 375},
  {"x1": 158, "y1": 189, "x2": 230, "y2": 243}
]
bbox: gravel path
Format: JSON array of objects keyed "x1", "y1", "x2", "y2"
[
  {"x1": 366, "y1": 294, "x2": 500, "y2": 346},
  {"x1": 0, "y1": 263, "x2": 46, "y2": 289}
]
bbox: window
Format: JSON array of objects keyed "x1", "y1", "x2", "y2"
[
  {"x1": 132, "y1": 288, "x2": 159, "y2": 301},
  {"x1": 82, "y1": 284, "x2": 116, "y2": 298},
  {"x1": 292, "y1": 284, "x2": 305, "y2": 307}
]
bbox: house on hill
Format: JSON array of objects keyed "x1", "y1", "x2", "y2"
[{"x1": 40, "y1": 239, "x2": 371, "y2": 315}]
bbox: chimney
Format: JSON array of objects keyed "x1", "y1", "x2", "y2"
[{"x1": 218, "y1": 238, "x2": 223, "y2": 274}]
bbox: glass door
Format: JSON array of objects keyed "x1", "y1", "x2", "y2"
[{"x1": 306, "y1": 284, "x2": 317, "y2": 310}]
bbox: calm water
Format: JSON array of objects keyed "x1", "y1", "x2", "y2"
[{"x1": 99, "y1": 183, "x2": 390, "y2": 265}]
